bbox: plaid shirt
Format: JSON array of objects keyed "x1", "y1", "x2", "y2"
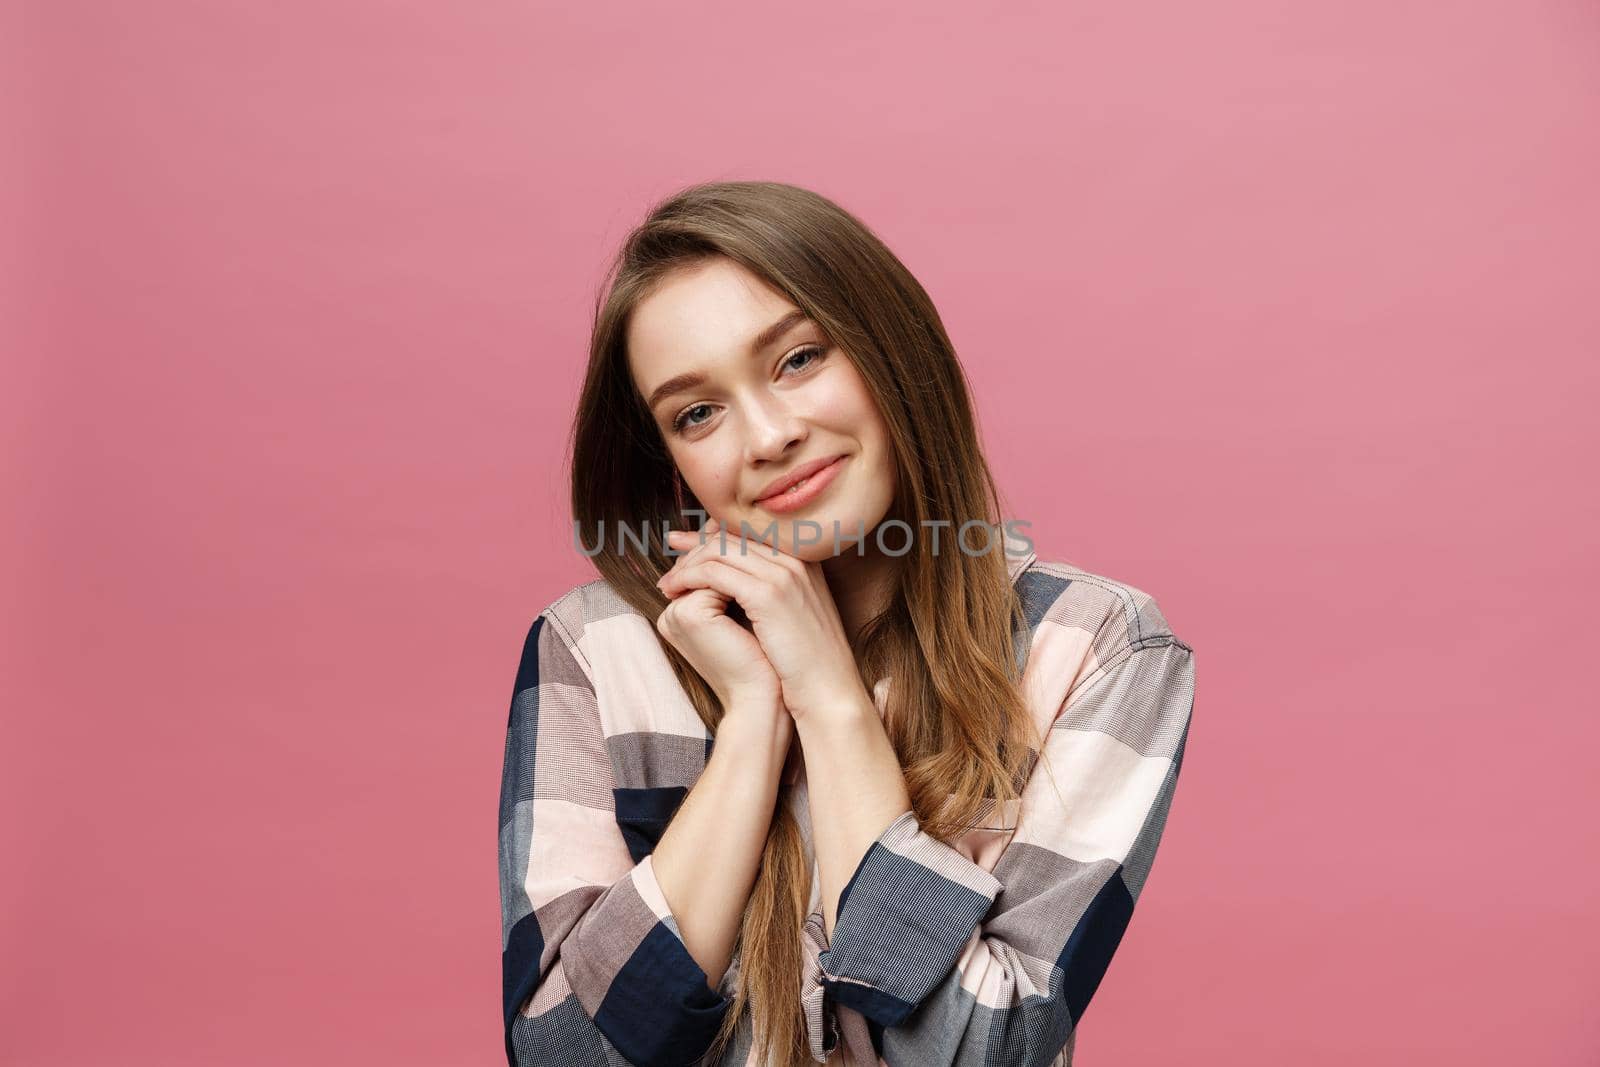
[{"x1": 499, "y1": 535, "x2": 1196, "y2": 1066}]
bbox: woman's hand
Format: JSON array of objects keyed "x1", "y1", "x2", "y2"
[
  {"x1": 658, "y1": 519, "x2": 871, "y2": 724},
  {"x1": 655, "y1": 517, "x2": 785, "y2": 715}
]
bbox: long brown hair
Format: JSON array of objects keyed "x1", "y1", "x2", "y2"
[{"x1": 569, "y1": 180, "x2": 1042, "y2": 1066}]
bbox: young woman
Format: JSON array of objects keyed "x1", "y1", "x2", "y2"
[{"x1": 498, "y1": 181, "x2": 1197, "y2": 1067}]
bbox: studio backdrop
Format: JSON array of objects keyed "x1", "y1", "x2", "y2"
[{"x1": 5, "y1": 2, "x2": 1597, "y2": 1065}]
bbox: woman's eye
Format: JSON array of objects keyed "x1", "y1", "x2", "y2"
[
  {"x1": 672, "y1": 403, "x2": 713, "y2": 433},
  {"x1": 670, "y1": 346, "x2": 828, "y2": 435},
  {"x1": 783, "y1": 344, "x2": 827, "y2": 373}
]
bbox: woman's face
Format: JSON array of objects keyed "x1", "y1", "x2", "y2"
[{"x1": 627, "y1": 257, "x2": 896, "y2": 562}]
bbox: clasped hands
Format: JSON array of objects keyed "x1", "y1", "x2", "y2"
[{"x1": 656, "y1": 517, "x2": 872, "y2": 725}]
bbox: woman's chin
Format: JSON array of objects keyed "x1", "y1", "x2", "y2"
[
  {"x1": 784, "y1": 517, "x2": 877, "y2": 562},
  {"x1": 785, "y1": 540, "x2": 846, "y2": 564}
]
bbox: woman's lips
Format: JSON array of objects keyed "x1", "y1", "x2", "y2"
[{"x1": 755, "y1": 455, "x2": 847, "y2": 514}]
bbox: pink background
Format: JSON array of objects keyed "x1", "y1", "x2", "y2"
[{"x1": 7, "y1": 1, "x2": 1598, "y2": 1063}]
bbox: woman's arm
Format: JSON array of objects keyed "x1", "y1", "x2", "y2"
[
  {"x1": 794, "y1": 696, "x2": 914, "y2": 944},
  {"x1": 806, "y1": 635, "x2": 1196, "y2": 1065},
  {"x1": 499, "y1": 609, "x2": 787, "y2": 1067},
  {"x1": 654, "y1": 698, "x2": 793, "y2": 990}
]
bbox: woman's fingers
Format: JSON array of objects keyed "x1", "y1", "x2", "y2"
[
  {"x1": 661, "y1": 527, "x2": 796, "y2": 593},
  {"x1": 664, "y1": 584, "x2": 730, "y2": 620},
  {"x1": 660, "y1": 557, "x2": 766, "y2": 611},
  {"x1": 661, "y1": 516, "x2": 718, "y2": 579}
]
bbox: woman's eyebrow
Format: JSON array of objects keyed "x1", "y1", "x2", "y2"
[
  {"x1": 748, "y1": 308, "x2": 811, "y2": 355},
  {"x1": 644, "y1": 309, "x2": 812, "y2": 411}
]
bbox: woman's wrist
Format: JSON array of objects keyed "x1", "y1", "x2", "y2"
[
  {"x1": 717, "y1": 684, "x2": 783, "y2": 723},
  {"x1": 715, "y1": 698, "x2": 793, "y2": 756}
]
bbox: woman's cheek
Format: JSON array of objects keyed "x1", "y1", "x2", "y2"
[{"x1": 681, "y1": 454, "x2": 738, "y2": 509}]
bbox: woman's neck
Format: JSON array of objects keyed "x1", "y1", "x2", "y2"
[{"x1": 820, "y1": 543, "x2": 898, "y2": 644}]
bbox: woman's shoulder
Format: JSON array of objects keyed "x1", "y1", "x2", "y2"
[
  {"x1": 535, "y1": 575, "x2": 638, "y2": 635},
  {"x1": 1016, "y1": 555, "x2": 1193, "y2": 660},
  {"x1": 1011, "y1": 555, "x2": 1195, "y2": 743},
  {"x1": 528, "y1": 575, "x2": 654, "y2": 675},
  {"x1": 510, "y1": 577, "x2": 713, "y2": 801},
  {"x1": 525, "y1": 577, "x2": 712, "y2": 740}
]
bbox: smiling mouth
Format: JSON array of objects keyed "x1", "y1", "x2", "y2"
[
  {"x1": 768, "y1": 472, "x2": 817, "y2": 499},
  {"x1": 758, "y1": 457, "x2": 843, "y2": 502}
]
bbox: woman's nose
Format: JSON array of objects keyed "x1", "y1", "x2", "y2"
[{"x1": 743, "y1": 396, "x2": 808, "y2": 462}]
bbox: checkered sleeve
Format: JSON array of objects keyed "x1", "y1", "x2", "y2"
[
  {"x1": 498, "y1": 611, "x2": 732, "y2": 1067},
  {"x1": 815, "y1": 636, "x2": 1195, "y2": 1064}
]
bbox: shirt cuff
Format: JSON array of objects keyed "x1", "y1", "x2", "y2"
[
  {"x1": 815, "y1": 809, "x2": 1003, "y2": 1028},
  {"x1": 581, "y1": 852, "x2": 732, "y2": 1066},
  {"x1": 800, "y1": 911, "x2": 841, "y2": 1062}
]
